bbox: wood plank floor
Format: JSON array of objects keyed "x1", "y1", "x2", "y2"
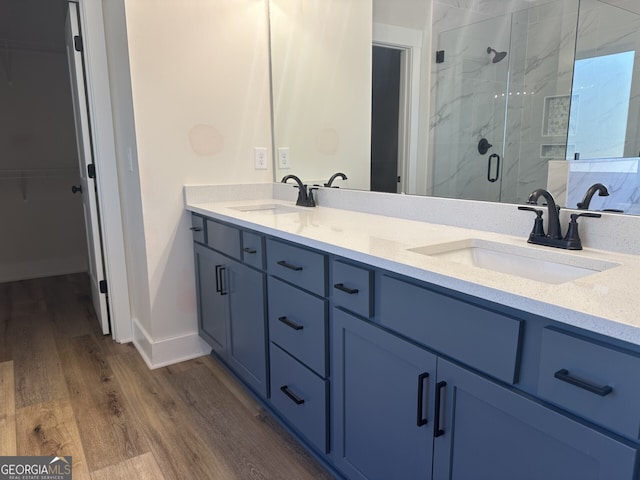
[{"x1": 0, "y1": 274, "x2": 334, "y2": 479}]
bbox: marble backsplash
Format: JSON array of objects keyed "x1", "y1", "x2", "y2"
[{"x1": 565, "y1": 158, "x2": 640, "y2": 215}]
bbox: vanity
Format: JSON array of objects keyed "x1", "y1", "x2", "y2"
[{"x1": 186, "y1": 186, "x2": 640, "y2": 480}]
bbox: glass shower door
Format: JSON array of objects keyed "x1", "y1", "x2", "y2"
[{"x1": 431, "y1": 14, "x2": 511, "y2": 202}]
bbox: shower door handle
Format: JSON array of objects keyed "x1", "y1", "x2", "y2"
[{"x1": 487, "y1": 153, "x2": 500, "y2": 183}]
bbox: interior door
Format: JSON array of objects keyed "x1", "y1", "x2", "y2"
[{"x1": 65, "y1": 2, "x2": 110, "y2": 335}]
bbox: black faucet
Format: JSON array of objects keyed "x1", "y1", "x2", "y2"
[
  {"x1": 526, "y1": 189, "x2": 562, "y2": 239},
  {"x1": 324, "y1": 172, "x2": 348, "y2": 187},
  {"x1": 577, "y1": 183, "x2": 609, "y2": 209},
  {"x1": 281, "y1": 174, "x2": 317, "y2": 207},
  {"x1": 519, "y1": 188, "x2": 601, "y2": 250}
]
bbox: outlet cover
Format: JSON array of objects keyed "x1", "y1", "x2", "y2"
[
  {"x1": 254, "y1": 147, "x2": 268, "y2": 170},
  {"x1": 278, "y1": 147, "x2": 291, "y2": 169}
]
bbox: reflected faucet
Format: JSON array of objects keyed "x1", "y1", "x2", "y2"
[
  {"x1": 577, "y1": 183, "x2": 609, "y2": 209},
  {"x1": 281, "y1": 174, "x2": 317, "y2": 207},
  {"x1": 527, "y1": 189, "x2": 562, "y2": 239},
  {"x1": 324, "y1": 172, "x2": 348, "y2": 187}
]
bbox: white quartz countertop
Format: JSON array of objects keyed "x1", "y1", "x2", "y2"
[{"x1": 186, "y1": 198, "x2": 640, "y2": 346}]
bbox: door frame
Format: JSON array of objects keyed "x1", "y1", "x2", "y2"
[
  {"x1": 372, "y1": 23, "x2": 422, "y2": 195},
  {"x1": 73, "y1": 0, "x2": 132, "y2": 342}
]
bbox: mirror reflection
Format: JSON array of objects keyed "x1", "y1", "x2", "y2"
[{"x1": 268, "y1": 0, "x2": 640, "y2": 215}]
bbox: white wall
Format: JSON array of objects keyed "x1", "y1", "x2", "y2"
[
  {"x1": 115, "y1": 0, "x2": 272, "y2": 364},
  {"x1": 0, "y1": 48, "x2": 87, "y2": 282}
]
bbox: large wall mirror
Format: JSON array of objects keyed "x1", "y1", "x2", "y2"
[{"x1": 268, "y1": 0, "x2": 640, "y2": 215}]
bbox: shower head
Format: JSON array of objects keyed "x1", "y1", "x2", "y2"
[{"x1": 487, "y1": 47, "x2": 508, "y2": 63}]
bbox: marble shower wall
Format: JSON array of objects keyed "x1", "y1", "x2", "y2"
[
  {"x1": 509, "y1": 0, "x2": 578, "y2": 203},
  {"x1": 429, "y1": 0, "x2": 579, "y2": 204},
  {"x1": 566, "y1": 158, "x2": 640, "y2": 214}
]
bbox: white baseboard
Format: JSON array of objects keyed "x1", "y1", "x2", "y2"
[
  {"x1": 131, "y1": 318, "x2": 211, "y2": 369},
  {"x1": 0, "y1": 256, "x2": 87, "y2": 283}
]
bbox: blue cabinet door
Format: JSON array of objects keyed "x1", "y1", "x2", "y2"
[
  {"x1": 226, "y1": 259, "x2": 268, "y2": 398},
  {"x1": 332, "y1": 308, "x2": 437, "y2": 480},
  {"x1": 193, "y1": 243, "x2": 228, "y2": 359},
  {"x1": 433, "y1": 358, "x2": 638, "y2": 480}
]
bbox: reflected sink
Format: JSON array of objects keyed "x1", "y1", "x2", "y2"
[
  {"x1": 408, "y1": 239, "x2": 619, "y2": 284},
  {"x1": 228, "y1": 204, "x2": 300, "y2": 214}
]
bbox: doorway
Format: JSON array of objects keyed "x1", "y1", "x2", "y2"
[
  {"x1": 371, "y1": 45, "x2": 402, "y2": 193},
  {"x1": 0, "y1": 0, "x2": 108, "y2": 332}
]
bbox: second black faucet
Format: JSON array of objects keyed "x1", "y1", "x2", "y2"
[{"x1": 281, "y1": 174, "x2": 317, "y2": 207}]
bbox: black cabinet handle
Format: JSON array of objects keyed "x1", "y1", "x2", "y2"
[
  {"x1": 554, "y1": 369, "x2": 613, "y2": 397},
  {"x1": 334, "y1": 283, "x2": 359, "y2": 295},
  {"x1": 215, "y1": 265, "x2": 227, "y2": 296},
  {"x1": 71, "y1": 185, "x2": 83, "y2": 194},
  {"x1": 189, "y1": 226, "x2": 202, "y2": 232},
  {"x1": 277, "y1": 260, "x2": 303, "y2": 271},
  {"x1": 278, "y1": 316, "x2": 303, "y2": 331},
  {"x1": 416, "y1": 372, "x2": 429, "y2": 427},
  {"x1": 280, "y1": 385, "x2": 305, "y2": 405},
  {"x1": 434, "y1": 381, "x2": 447, "y2": 438},
  {"x1": 243, "y1": 247, "x2": 257, "y2": 254}
]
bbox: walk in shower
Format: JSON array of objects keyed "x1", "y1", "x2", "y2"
[{"x1": 430, "y1": 0, "x2": 579, "y2": 204}]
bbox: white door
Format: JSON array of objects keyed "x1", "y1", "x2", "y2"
[{"x1": 65, "y1": 2, "x2": 110, "y2": 335}]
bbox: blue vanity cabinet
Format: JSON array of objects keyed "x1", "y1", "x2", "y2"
[
  {"x1": 225, "y1": 256, "x2": 268, "y2": 397},
  {"x1": 189, "y1": 214, "x2": 640, "y2": 480},
  {"x1": 266, "y1": 239, "x2": 330, "y2": 453},
  {"x1": 193, "y1": 217, "x2": 268, "y2": 398},
  {"x1": 332, "y1": 269, "x2": 639, "y2": 480},
  {"x1": 432, "y1": 358, "x2": 638, "y2": 480},
  {"x1": 537, "y1": 326, "x2": 640, "y2": 441},
  {"x1": 193, "y1": 242, "x2": 228, "y2": 357},
  {"x1": 332, "y1": 308, "x2": 437, "y2": 480}
]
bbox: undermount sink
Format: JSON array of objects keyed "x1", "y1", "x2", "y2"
[
  {"x1": 228, "y1": 204, "x2": 300, "y2": 214},
  {"x1": 408, "y1": 238, "x2": 619, "y2": 284}
]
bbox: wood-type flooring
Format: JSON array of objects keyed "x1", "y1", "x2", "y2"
[{"x1": 0, "y1": 273, "x2": 333, "y2": 479}]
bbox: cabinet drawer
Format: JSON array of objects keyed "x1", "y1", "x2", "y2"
[
  {"x1": 270, "y1": 343, "x2": 328, "y2": 453},
  {"x1": 380, "y1": 275, "x2": 522, "y2": 384},
  {"x1": 332, "y1": 260, "x2": 373, "y2": 318},
  {"x1": 266, "y1": 239, "x2": 326, "y2": 296},
  {"x1": 538, "y1": 327, "x2": 640, "y2": 440},
  {"x1": 241, "y1": 231, "x2": 264, "y2": 269},
  {"x1": 269, "y1": 277, "x2": 327, "y2": 376},
  {"x1": 191, "y1": 214, "x2": 205, "y2": 243},
  {"x1": 206, "y1": 220, "x2": 241, "y2": 259}
]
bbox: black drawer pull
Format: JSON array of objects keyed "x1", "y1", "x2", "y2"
[
  {"x1": 416, "y1": 372, "x2": 429, "y2": 427},
  {"x1": 243, "y1": 247, "x2": 257, "y2": 254},
  {"x1": 434, "y1": 381, "x2": 447, "y2": 438},
  {"x1": 278, "y1": 316, "x2": 303, "y2": 331},
  {"x1": 554, "y1": 369, "x2": 613, "y2": 396},
  {"x1": 277, "y1": 260, "x2": 303, "y2": 271},
  {"x1": 189, "y1": 226, "x2": 202, "y2": 232},
  {"x1": 334, "y1": 283, "x2": 359, "y2": 295},
  {"x1": 280, "y1": 385, "x2": 305, "y2": 405}
]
